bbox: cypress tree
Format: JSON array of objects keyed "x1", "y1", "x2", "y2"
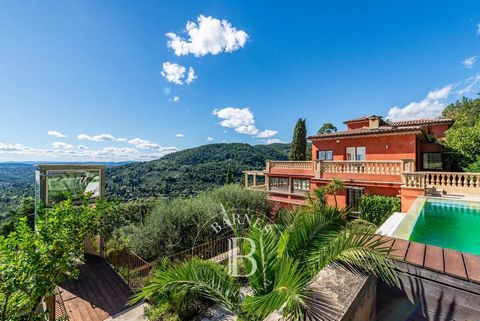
[{"x1": 289, "y1": 118, "x2": 307, "y2": 160}]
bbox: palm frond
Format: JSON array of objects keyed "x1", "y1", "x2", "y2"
[
  {"x1": 284, "y1": 206, "x2": 346, "y2": 262},
  {"x1": 242, "y1": 257, "x2": 312, "y2": 320},
  {"x1": 130, "y1": 258, "x2": 241, "y2": 314},
  {"x1": 243, "y1": 222, "x2": 280, "y2": 295},
  {"x1": 308, "y1": 224, "x2": 398, "y2": 286}
]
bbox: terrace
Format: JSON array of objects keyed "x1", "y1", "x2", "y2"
[
  {"x1": 245, "y1": 159, "x2": 480, "y2": 207},
  {"x1": 264, "y1": 159, "x2": 412, "y2": 182},
  {"x1": 15, "y1": 163, "x2": 480, "y2": 321}
]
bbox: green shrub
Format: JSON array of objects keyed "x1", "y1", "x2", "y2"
[
  {"x1": 126, "y1": 185, "x2": 271, "y2": 261},
  {"x1": 128, "y1": 196, "x2": 221, "y2": 260},
  {"x1": 209, "y1": 184, "x2": 271, "y2": 218},
  {"x1": 99, "y1": 198, "x2": 161, "y2": 235},
  {"x1": 358, "y1": 195, "x2": 400, "y2": 226}
]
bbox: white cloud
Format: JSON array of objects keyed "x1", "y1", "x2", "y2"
[
  {"x1": 265, "y1": 138, "x2": 284, "y2": 144},
  {"x1": 235, "y1": 125, "x2": 258, "y2": 135},
  {"x1": 0, "y1": 143, "x2": 33, "y2": 152},
  {"x1": 387, "y1": 85, "x2": 453, "y2": 120},
  {"x1": 207, "y1": 136, "x2": 214, "y2": 142},
  {"x1": 426, "y1": 85, "x2": 452, "y2": 100},
  {"x1": 175, "y1": 133, "x2": 184, "y2": 138},
  {"x1": 161, "y1": 62, "x2": 196, "y2": 85},
  {"x1": 78, "y1": 134, "x2": 116, "y2": 142},
  {"x1": 0, "y1": 140, "x2": 177, "y2": 162},
  {"x1": 463, "y1": 56, "x2": 477, "y2": 69},
  {"x1": 161, "y1": 62, "x2": 185, "y2": 85},
  {"x1": 186, "y1": 67, "x2": 196, "y2": 84},
  {"x1": 47, "y1": 130, "x2": 67, "y2": 138},
  {"x1": 212, "y1": 107, "x2": 279, "y2": 138},
  {"x1": 128, "y1": 138, "x2": 161, "y2": 149},
  {"x1": 128, "y1": 138, "x2": 178, "y2": 155},
  {"x1": 172, "y1": 96, "x2": 180, "y2": 102},
  {"x1": 166, "y1": 15, "x2": 248, "y2": 57},
  {"x1": 213, "y1": 107, "x2": 255, "y2": 129},
  {"x1": 256, "y1": 129, "x2": 278, "y2": 138},
  {"x1": 52, "y1": 142, "x2": 74, "y2": 149},
  {"x1": 456, "y1": 74, "x2": 480, "y2": 96},
  {"x1": 116, "y1": 137, "x2": 127, "y2": 142}
]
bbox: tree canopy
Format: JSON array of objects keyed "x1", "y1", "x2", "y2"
[
  {"x1": 0, "y1": 199, "x2": 100, "y2": 320},
  {"x1": 318, "y1": 122, "x2": 338, "y2": 134},
  {"x1": 442, "y1": 97, "x2": 480, "y2": 170}
]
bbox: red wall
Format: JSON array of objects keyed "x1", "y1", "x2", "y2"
[
  {"x1": 425, "y1": 124, "x2": 450, "y2": 138},
  {"x1": 311, "y1": 134, "x2": 418, "y2": 161}
]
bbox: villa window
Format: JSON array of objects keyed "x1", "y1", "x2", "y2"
[
  {"x1": 423, "y1": 152, "x2": 443, "y2": 170},
  {"x1": 346, "y1": 146, "x2": 366, "y2": 161},
  {"x1": 317, "y1": 150, "x2": 333, "y2": 160},
  {"x1": 270, "y1": 177, "x2": 289, "y2": 191},
  {"x1": 292, "y1": 178, "x2": 310, "y2": 193}
]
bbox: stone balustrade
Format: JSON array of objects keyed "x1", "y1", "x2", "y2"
[
  {"x1": 403, "y1": 171, "x2": 480, "y2": 194},
  {"x1": 402, "y1": 172, "x2": 425, "y2": 188},
  {"x1": 319, "y1": 160, "x2": 403, "y2": 176},
  {"x1": 268, "y1": 161, "x2": 313, "y2": 170}
]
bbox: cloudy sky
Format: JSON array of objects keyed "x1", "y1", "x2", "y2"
[{"x1": 1, "y1": 1, "x2": 480, "y2": 161}]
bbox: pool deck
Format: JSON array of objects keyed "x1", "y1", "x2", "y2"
[{"x1": 385, "y1": 237, "x2": 480, "y2": 284}]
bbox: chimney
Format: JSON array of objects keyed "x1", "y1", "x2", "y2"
[{"x1": 369, "y1": 116, "x2": 380, "y2": 129}]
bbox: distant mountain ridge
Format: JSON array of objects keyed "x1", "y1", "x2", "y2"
[
  {"x1": 106, "y1": 143, "x2": 290, "y2": 200},
  {"x1": 0, "y1": 143, "x2": 290, "y2": 214},
  {"x1": 0, "y1": 161, "x2": 133, "y2": 216}
]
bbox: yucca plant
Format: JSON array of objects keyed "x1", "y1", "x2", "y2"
[{"x1": 132, "y1": 205, "x2": 397, "y2": 321}]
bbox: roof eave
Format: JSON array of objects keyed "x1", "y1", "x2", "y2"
[{"x1": 308, "y1": 129, "x2": 425, "y2": 141}]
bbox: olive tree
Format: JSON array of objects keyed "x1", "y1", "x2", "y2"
[{"x1": 0, "y1": 199, "x2": 101, "y2": 320}]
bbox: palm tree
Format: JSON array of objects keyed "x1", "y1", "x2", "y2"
[
  {"x1": 306, "y1": 187, "x2": 327, "y2": 209},
  {"x1": 132, "y1": 205, "x2": 397, "y2": 320},
  {"x1": 326, "y1": 178, "x2": 344, "y2": 207}
]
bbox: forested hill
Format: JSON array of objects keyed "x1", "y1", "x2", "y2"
[{"x1": 106, "y1": 143, "x2": 290, "y2": 200}]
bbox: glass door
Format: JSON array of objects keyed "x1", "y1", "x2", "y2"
[{"x1": 347, "y1": 188, "x2": 364, "y2": 211}]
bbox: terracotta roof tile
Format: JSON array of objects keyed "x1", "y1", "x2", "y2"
[
  {"x1": 343, "y1": 115, "x2": 382, "y2": 124},
  {"x1": 308, "y1": 125, "x2": 424, "y2": 140},
  {"x1": 388, "y1": 118, "x2": 453, "y2": 126}
]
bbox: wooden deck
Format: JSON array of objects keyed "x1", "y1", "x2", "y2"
[
  {"x1": 386, "y1": 237, "x2": 480, "y2": 284},
  {"x1": 376, "y1": 237, "x2": 480, "y2": 320},
  {"x1": 58, "y1": 255, "x2": 133, "y2": 321}
]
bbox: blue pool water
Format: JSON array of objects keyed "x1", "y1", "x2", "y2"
[{"x1": 409, "y1": 200, "x2": 480, "y2": 255}]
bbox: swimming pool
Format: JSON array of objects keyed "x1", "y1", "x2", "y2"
[
  {"x1": 409, "y1": 200, "x2": 480, "y2": 254},
  {"x1": 388, "y1": 198, "x2": 480, "y2": 255}
]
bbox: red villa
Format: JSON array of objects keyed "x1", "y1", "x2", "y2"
[{"x1": 244, "y1": 115, "x2": 456, "y2": 213}]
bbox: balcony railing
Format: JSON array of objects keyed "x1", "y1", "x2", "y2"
[
  {"x1": 403, "y1": 171, "x2": 480, "y2": 194},
  {"x1": 261, "y1": 159, "x2": 415, "y2": 185},
  {"x1": 268, "y1": 161, "x2": 313, "y2": 170},
  {"x1": 319, "y1": 160, "x2": 403, "y2": 176}
]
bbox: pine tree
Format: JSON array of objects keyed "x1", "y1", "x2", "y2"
[
  {"x1": 225, "y1": 167, "x2": 234, "y2": 184},
  {"x1": 289, "y1": 118, "x2": 307, "y2": 160}
]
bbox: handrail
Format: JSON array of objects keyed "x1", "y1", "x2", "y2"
[
  {"x1": 323, "y1": 160, "x2": 403, "y2": 163},
  {"x1": 169, "y1": 234, "x2": 233, "y2": 262},
  {"x1": 403, "y1": 171, "x2": 480, "y2": 191},
  {"x1": 319, "y1": 160, "x2": 403, "y2": 176},
  {"x1": 269, "y1": 161, "x2": 313, "y2": 170},
  {"x1": 104, "y1": 234, "x2": 235, "y2": 290}
]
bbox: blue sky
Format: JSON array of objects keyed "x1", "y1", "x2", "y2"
[{"x1": 1, "y1": 0, "x2": 480, "y2": 161}]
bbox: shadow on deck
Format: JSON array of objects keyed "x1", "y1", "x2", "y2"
[{"x1": 58, "y1": 255, "x2": 133, "y2": 321}]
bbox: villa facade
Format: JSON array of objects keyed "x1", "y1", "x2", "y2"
[{"x1": 244, "y1": 115, "x2": 458, "y2": 212}]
